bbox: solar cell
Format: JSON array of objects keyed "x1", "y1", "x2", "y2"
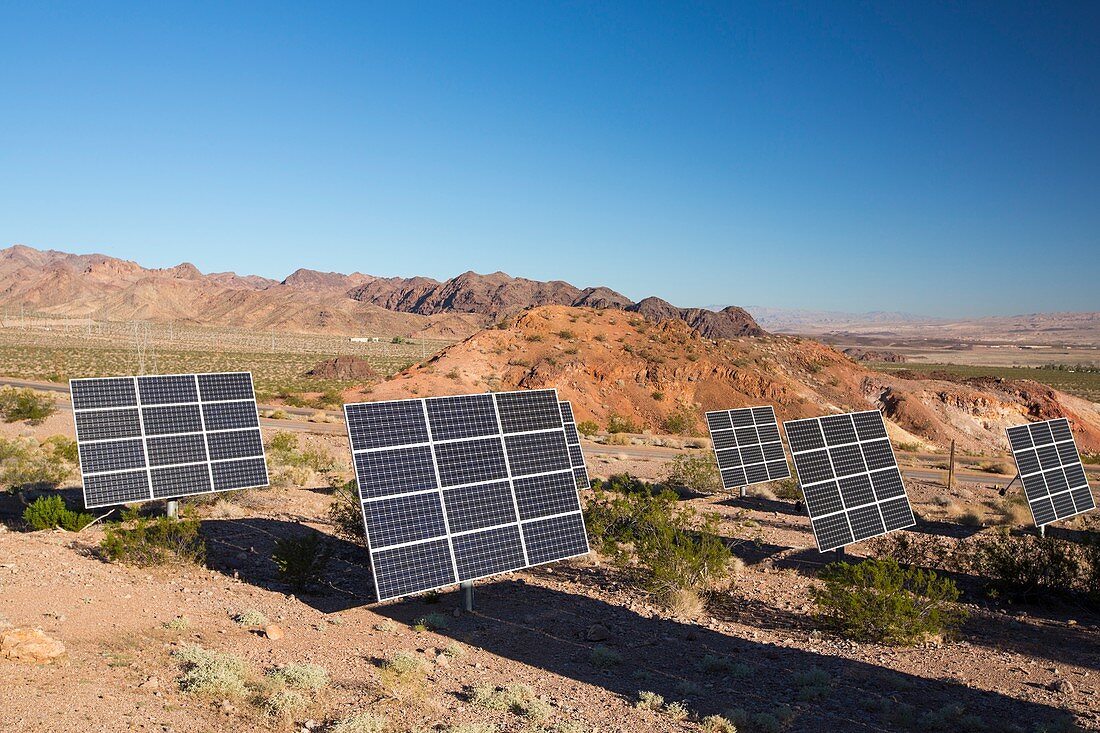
[
  {"x1": 70, "y1": 372, "x2": 268, "y2": 508},
  {"x1": 784, "y1": 410, "x2": 916, "y2": 552},
  {"x1": 1005, "y1": 418, "x2": 1096, "y2": 526},
  {"x1": 704, "y1": 406, "x2": 791, "y2": 491},
  {"x1": 344, "y1": 389, "x2": 590, "y2": 602}
]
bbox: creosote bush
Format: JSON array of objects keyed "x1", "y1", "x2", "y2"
[
  {"x1": 812, "y1": 557, "x2": 967, "y2": 645},
  {"x1": 576, "y1": 420, "x2": 599, "y2": 437},
  {"x1": 470, "y1": 684, "x2": 551, "y2": 721},
  {"x1": 327, "y1": 713, "x2": 388, "y2": 733},
  {"x1": 328, "y1": 479, "x2": 367, "y2": 544},
  {"x1": 174, "y1": 644, "x2": 249, "y2": 697},
  {"x1": 0, "y1": 387, "x2": 56, "y2": 424},
  {"x1": 965, "y1": 529, "x2": 1091, "y2": 602},
  {"x1": 265, "y1": 431, "x2": 337, "y2": 487},
  {"x1": 584, "y1": 474, "x2": 732, "y2": 608},
  {"x1": 0, "y1": 435, "x2": 76, "y2": 491},
  {"x1": 272, "y1": 531, "x2": 332, "y2": 593},
  {"x1": 376, "y1": 651, "x2": 428, "y2": 700},
  {"x1": 22, "y1": 494, "x2": 93, "y2": 531},
  {"x1": 267, "y1": 662, "x2": 328, "y2": 690},
  {"x1": 663, "y1": 454, "x2": 722, "y2": 496},
  {"x1": 100, "y1": 511, "x2": 205, "y2": 566},
  {"x1": 606, "y1": 413, "x2": 639, "y2": 434}
]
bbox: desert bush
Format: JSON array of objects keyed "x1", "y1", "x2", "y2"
[
  {"x1": 867, "y1": 532, "x2": 953, "y2": 571},
  {"x1": 267, "y1": 663, "x2": 328, "y2": 690},
  {"x1": 701, "y1": 714, "x2": 737, "y2": 733},
  {"x1": 965, "y1": 530, "x2": 1084, "y2": 601},
  {"x1": 663, "y1": 701, "x2": 690, "y2": 720},
  {"x1": 606, "y1": 413, "x2": 639, "y2": 434},
  {"x1": 770, "y1": 477, "x2": 802, "y2": 501},
  {"x1": 272, "y1": 531, "x2": 332, "y2": 593},
  {"x1": 471, "y1": 684, "x2": 550, "y2": 720},
  {"x1": 328, "y1": 479, "x2": 366, "y2": 544},
  {"x1": 812, "y1": 558, "x2": 967, "y2": 645},
  {"x1": 635, "y1": 690, "x2": 664, "y2": 710},
  {"x1": 22, "y1": 495, "x2": 94, "y2": 531},
  {"x1": 376, "y1": 651, "x2": 427, "y2": 700},
  {"x1": 0, "y1": 387, "x2": 56, "y2": 424},
  {"x1": 100, "y1": 515, "x2": 205, "y2": 566},
  {"x1": 261, "y1": 688, "x2": 308, "y2": 718},
  {"x1": 664, "y1": 454, "x2": 722, "y2": 496},
  {"x1": 265, "y1": 431, "x2": 337, "y2": 486},
  {"x1": 232, "y1": 609, "x2": 269, "y2": 627},
  {"x1": 174, "y1": 644, "x2": 250, "y2": 697},
  {"x1": 589, "y1": 645, "x2": 622, "y2": 668},
  {"x1": 662, "y1": 403, "x2": 698, "y2": 436},
  {"x1": 576, "y1": 420, "x2": 599, "y2": 437},
  {"x1": 411, "y1": 612, "x2": 449, "y2": 632},
  {"x1": 0, "y1": 436, "x2": 75, "y2": 491}
]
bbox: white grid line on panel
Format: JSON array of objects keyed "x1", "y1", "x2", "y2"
[
  {"x1": 817, "y1": 413, "x2": 858, "y2": 549},
  {"x1": 131, "y1": 376, "x2": 156, "y2": 502},
  {"x1": 419, "y1": 398, "x2": 462, "y2": 583},
  {"x1": 346, "y1": 401, "x2": 385, "y2": 597},
  {"x1": 361, "y1": 468, "x2": 574, "y2": 506},
  {"x1": 348, "y1": 425, "x2": 565, "y2": 455},
  {"x1": 491, "y1": 391, "x2": 531, "y2": 567},
  {"x1": 361, "y1": 509, "x2": 586, "y2": 554},
  {"x1": 193, "y1": 374, "x2": 218, "y2": 492}
]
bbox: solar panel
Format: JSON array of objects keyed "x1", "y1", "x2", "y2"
[
  {"x1": 345, "y1": 388, "x2": 591, "y2": 602},
  {"x1": 783, "y1": 410, "x2": 915, "y2": 552},
  {"x1": 705, "y1": 406, "x2": 791, "y2": 490},
  {"x1": 559, "y1": 400, "x2": 591, "y2": 491},
  {"x1": 71, "y1": 372, "x2": 269, "y2": 508},
  {"x1": 1005, "y1": 418, "x2": 1096, "y2": 527}
]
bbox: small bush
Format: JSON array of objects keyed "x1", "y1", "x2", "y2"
[
  {"x1": 376, "y1": 651, "x2": 427, "y2": 700},
  {"x1": 163, "y1": 615, "x2": 190, "y2": 630},
  {"x1": 664, "y1": 701, "x2": 690, "y2": 720},
  {"x1": 589, "y1": 645, "x2": 622, "y2": 668},
  {"x1": 267, "y1": 663, "x2": 328, "y2": 690},
  {"x1": 664, "y1": 454, "x2": 722, "y2": 496},
  {"x1": 635, "y1": 690, "x2": 665, "y2": 710},
  {"x1": 412, "y1": 613, "x2": 449, "y2": 632},
  {"x1": 327, "y1": 713, "x2": 388, "y2": 733},
  {"x1": 770, "y1": 477, "x2": 802, "y2": 501},
  {"x1": 701, "y1": 714, "x2": 737, "y2": 733},
  {"x1": 577, "y1": 420, "x2": 599, "y2": 437},
  {"x1": 557, "y1": 329, "x2": 577, "y2": 340},
  {"x1": 328, "y1": 480, "x2": 367, "y2": 544},
  {"x1": 965, "y1": 530, "x2": 1083, "y2": 601},
  {"x1": 0, "y1": 387, "x2": 55, "y2": 424},
  {"x1": 23, "y1": 495, "x2": 93, "y2": 531},
  {"x1": 101, "y1": 516, "x2": 205, "y2": 566},
  {"x1": 662, "y1": 404, "x2": 697, "y2": 436},
  {"x1": 265, "y1": 431, "x2": 337, "y2": 486},
  {"x1": 812, "y1": 558, "x2": 967, "y2": 645},
  {"x1": 232, "y1": 609, "x2": 268, "y2": 627},
  {"x1": 272, "y1": 531, "x2": 332, "y2": 593},
  {"x1": 606, "y1": 413, "x2": 639, "y2": 434},
  {"x1": 471, "y1": 684, "x2": 550, "y2": 721},
  {"x1": 0, "y1": 436, "x2": 75, "y2": 491},
  {"x1": 867, "y1": 532, "x2": 953, "y2": 571},
  {"x1": 261, "y1": 688, "x2": 308, "y2": 718},
  {"x1": 174, "y1": 645, "x2": 249, "y2": 697}
]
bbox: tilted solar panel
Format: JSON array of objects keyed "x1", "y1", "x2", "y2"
[
  {"x1": 783, "y1": 410, "x2": 915, "y2": 552},
  {"x1": 559, "y1": 400, "x2": 591, "y2": 491},
  {"x1": 344, "y1": 388, "x2": 591, "y2": 602},
  {"x1": 1006, "y1": 418, "x2": 1095, "y2": 527},
  {"x1": 71, "y1": 372, "x2": 269, "y2": 508},
  {"x1": 705, "y1": 406, "x2": 791, "y2": 490}
]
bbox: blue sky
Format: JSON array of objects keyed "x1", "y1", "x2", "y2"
[{"x1": 2, "y1": 2, "x2": 1097, "y2": 317}]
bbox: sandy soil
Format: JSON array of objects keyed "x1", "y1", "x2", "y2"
[{"x1": 2, "y1": 418, "x2": 1099, "y2": 732}]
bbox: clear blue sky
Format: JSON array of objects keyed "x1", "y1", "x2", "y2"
[{"x1": 2, "y1": 2, "x2": 1097, "y2": 317}]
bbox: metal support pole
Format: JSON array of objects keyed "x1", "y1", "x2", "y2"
[
  {"x1": 739, "y1": 486, "x2": 746, "y2": 499},
  {"x1": 947, "y1": 439, "x2": 956, "y2": 490},
  {"x1": 1039, "y1": 525, "x2": 1046, "y2": 538},
  {"x1": 461, "y1": 580, "x2": 473, "y2": 612},
  {"x1": 167, "y1": 500, "x2": 179, "y2": 520},
  {"x1": 835, "y1": 546, "x2": 846, "y2": 563}
]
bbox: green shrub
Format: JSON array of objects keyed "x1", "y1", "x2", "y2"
[
  {"x1": 589, "y1": 645, "x2": 622, "y2": 668},
  {"x1": 328, "y1": 480, "x2": 366, "y2": 544},
  {"x1": 662, "y1": 404, "x2": 697, "y2": 436},
  {"x1": 867, "y1": 532, "x2": 953, "y2": 571},
  {"x1": 411, "y1": 613, "x2": 449, "y2": 632},
  {"x1": 265, "y1": 431, "x2": 337, "y2": 486},
  {"x1": 576, "y1": 420, "x2": 599, "y2": 437},
  {"x1": 267, "y1": 663, "x2": 328, "y2": 690},
  {"x1": 606, "y1": 413, "x2": 639, "y2": 434},
  {"x1": 22, "y1": 495, "x2": 93, "y2": 531},
  {"x1": 232, "y1": 609, "x2": 268, "y2": 627},
  {"x1": 101, "y1": 515, "x2": 205, "y2": 566},
  {"x1": 812, "y1": 558, "x2": 967, "y2": 645},
  {"x1": 272, "y1": 532, "x2": 332, "y2": 593},
  {"x1": 0, "y1": 436, "x2": 74, "y2": 491},
  {"x1": 0, "y1": 387, "x2": 56, "y2": 424},
  {"x1": 769, "y1": 477, "x2": 802, "y2": 501},
  {"x1": 470, "y1": 683, "x2": 551, "y2": 720},
  {"x1": 965, "y1": 530, "x2": 1084, "y2": 601},
  {"x1": 376, "y1": 651, "x2": 427, "y2": 700},
  {"x1": 635, "y1": 690, "x2": 664, "y2": 710},
  {"x1": 174, "y1": 644, "x2": 249, "y2": 697},
  {"x1": 664, "y1": 454, "x2": 722, "y2": 496},
  {"x1": 261, "y1": 688, "x2": 308, "y2": 718},
  {"x1": 557, "y1": 329, "x2": 577, "y2": 340},
  {"x1": 328, "y1": 713, "x2": 388, "y2": 733}
]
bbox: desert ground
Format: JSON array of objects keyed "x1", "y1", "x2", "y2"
[{"x1": 2, "y1": 394, "x2": 1098, "y2": 733}]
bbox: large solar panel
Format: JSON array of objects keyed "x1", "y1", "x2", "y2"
[
  {"x1": 71, "y1": 372, "x2": 269, "y2": 508},
  {"x1": 345, "y1": 388, "x2": 591, "y2": 602},
  {"x1": 1006, "y1": 418, "x2": 1095, "y2": 526},
  {"x1": 784, "y1": 410, "x2": 915, "y2": 552},
  {"x1": 559, "y1": 400, "x2": 591, "y2": 491},
  {"x1": 705, "y1": 406, "x2": 791, "y2": 490}
]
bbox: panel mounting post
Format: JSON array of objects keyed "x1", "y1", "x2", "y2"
[
  {"x1": 461, "y1": 580, "x2": 473, "y2": 612},
  {"x1": 166, "y1": 500, "x2": 179, "y2": 520},
  {"x1": 1039, "y1": 524, "x2": 1046, "y2": 539},
  {"x1": 835, "y1": 546, "x2": 846, "y2": 563},
  {"x1": 738, "y1": 486, "x2": 746, "y2": 499}
]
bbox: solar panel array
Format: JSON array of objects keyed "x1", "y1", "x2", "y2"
[
  {"x1": 71, "y1": 372, "x2": 269, "y2": 509},
  {"x1": 559, "y1": 400, "x2": 591, "y2": 491},
  {"x1": 1006, "y1": 418, "x2": 1095, "y2": 526},
  {"x1": 345, "y1": 388, "x2": 590, "y2": 602},
  {"x1": 705, "y1": 406, "x2": 791, "y2": 490},
  {"x1": 784, "y1": 410, "x2": 915, "y2": 551}
]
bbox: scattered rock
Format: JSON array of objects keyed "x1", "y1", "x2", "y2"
[
  {"x1": 585, "y1": 624, "x2": 610, "y2": 642},
  {"x1": 435, "y1": 653, "x2": 450, "y2": 667},
  {"x1": 0, "y1": 627, "x2": 66, "y2": 664},
  {"x1": 1050, "y1": 679, "x2": 1074, "y2": 695},
  {"x1": 263, "y1": 624, "x2": 285, "y2": 641}
]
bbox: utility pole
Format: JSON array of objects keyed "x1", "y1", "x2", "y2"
[{"x1": 946, "y1": 439, "x2": 956, "y2": 490}]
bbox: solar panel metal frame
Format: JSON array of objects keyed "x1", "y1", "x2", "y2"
[
  {"x1": 704, "y1": 405, "x2": 791, "y2": 490},
  {"x1": 345, "y1": 388, "x2": 590, "y2": 602},
  {"x1": 1005, "y1": 418, "x2": 1096, "y2": 527},
  {"x1": 71, "y1": 372, "x2": 269, "y2": 509},
  {"x1": 783, "y1": 410, "x2": 915, "y2": 552},
  {"x1": 559, "y1": 400, "x2": 591, "y2": 491}
]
